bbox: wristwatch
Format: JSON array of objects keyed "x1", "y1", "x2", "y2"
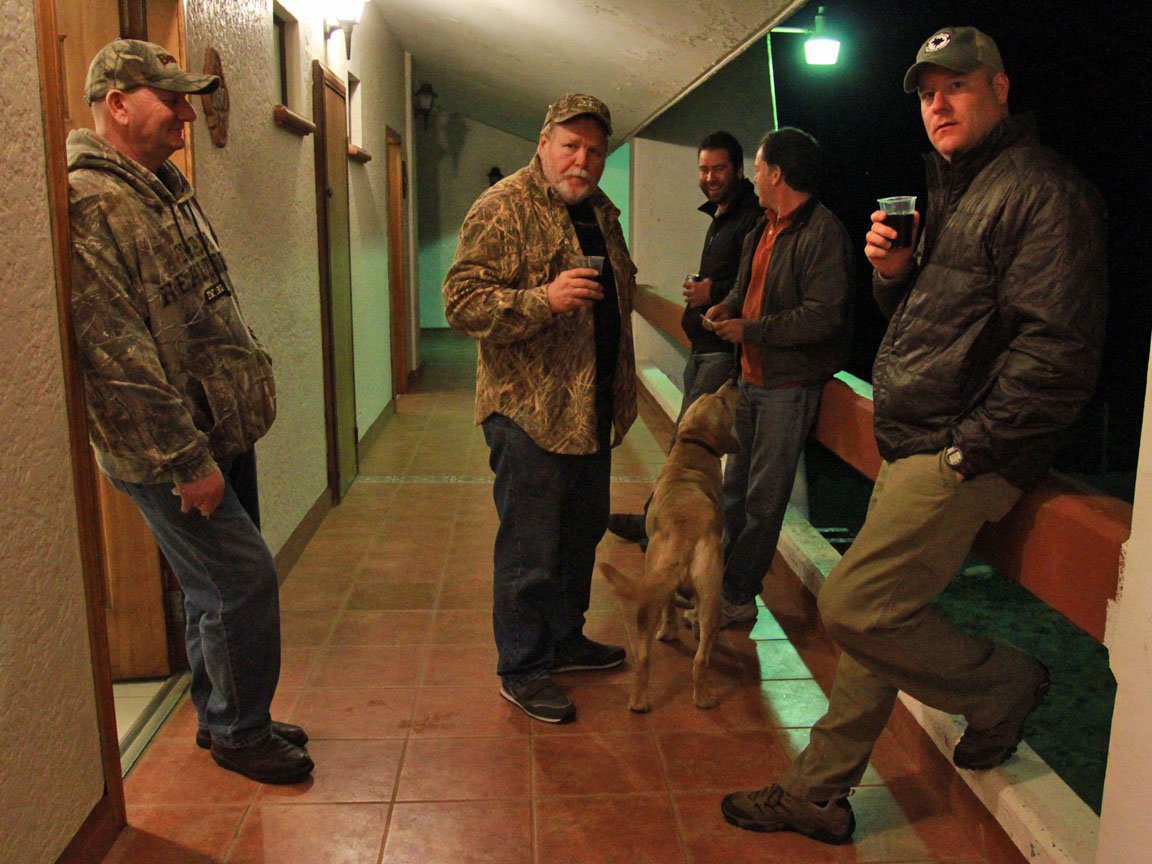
[{"x1": 944, "y1": 446, "x2": 964, "y2": 470}]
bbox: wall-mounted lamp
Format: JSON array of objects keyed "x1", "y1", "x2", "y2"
[
  {"x1": 414, "y1": 82, "x2": 437, "y2": 129},
  {"x1": 325, "y1": 1, "x2": 364, "y2": 61},
  {"x1": 486, "y1": 166, "x2": 504, "y2": 187},
  {"x1": 771, "y1": 5, "x2": 841, "y2": 66}
]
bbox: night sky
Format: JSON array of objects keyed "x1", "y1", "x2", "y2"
[{"x1": 770, "y1": 2, "x2": 1152, "y2": 478}]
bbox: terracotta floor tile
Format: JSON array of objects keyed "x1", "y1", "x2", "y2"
[
  {"x1": 277, "y1": 577, "x2": 352, "y2": 613},
  {"x1": 842, "y1": 784, "x2": 988, "y2": 863},
  {"x1": 533, "y1": 682, "x2": 651, "y2": 735},
  {"x1": 356, "y1": 557, "x2": 438, "y2": 582},
  {"x1": 329, "y1": 609, "x2": 433, "y2": 646},
  {"x1": 535, "y1": 794, "x2": 686, "y2": 864},
  {"x1": 279, "y1": 610, "x2": 337, "y2": 648},
  {"x1": 124, "y1": 741, "x2": 260, "y2": 805},
  {"x1": 410, "y1": 685, "x2": 529, "y2": 737},
  {"x1": 383, "y1": 800, "x2": 532, "y2": 864},
  {"x1": 533, "y1": 732, "x2": 666, "y2": 796},
  {"x1": 428, "y1": 608, "x2": 494, "y2": 644},
  {"x1": 288, "y1": 687, "x2": 415, "y2": 739},
  {"x1": 656, "y1": 730, "x2": 791, "y2": 791},
  {"x1": 258, "y1": 739, "x2": 404, "y2": 803},
  {"x1": 101, "y1": 804, "x2": 246, "y2": 864},
  {"x1": 673, "y1": 792, "x2": 844, "y2": 864},
  {"x1": 422, "y1": 643, "x2": 498, "y2": 686},
  {"x1": 226, "y1": 803, "x2": 388, "y2": 864},
  {"x1": 308, "y1": 645, "x2": 426, "y2": 687},
  {"x1": 278, "y1": 648, "x2": 318, "y2": 689},
  {"x1": 395, "y1": 737, "x2": 530, "y2": 801},
  {"x1": 347, "y1": 581, "x2": 440, "y2": 611},
  {"x1": 436, "y1": 577, "x2": 493, "y2": 609}
]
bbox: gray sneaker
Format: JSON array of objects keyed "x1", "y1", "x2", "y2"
[
  {"x1": 500, "y1": 677, "x2": 576, "y2": 723},
  {"x1": 685, "y1": 597, "x2": 758, "y2": 628},
  {"x1": 721, "y1": 784, "x2": 855, "y2": 845}
]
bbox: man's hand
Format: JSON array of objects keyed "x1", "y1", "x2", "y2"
[
  {"x1": 175, "y1": 468, "x2": 225, "y2": 517},
  {"x1": 682, "y1": 276, "x2": 713, "y2": 307},
  {"x1": 546, "y1": 268, "x2": 603, "y2": 313},
  {"x1": 864, "y1": 209, "x2": 920, "y2": 280},
  {"x1": 712, "y1": 317, "x2": 745, "y2": 343}
]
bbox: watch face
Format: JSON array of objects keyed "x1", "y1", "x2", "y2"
[{"x1": 945, "y1": 447, "x2": 963, "y2": 467}]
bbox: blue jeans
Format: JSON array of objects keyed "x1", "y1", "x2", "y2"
[
  {"x1": 722, "y1": 381, "x2": 823, "y2": 605},
  {"x1": 483, "y1": 413, "x2": 610, "y2": 686},
  {"x1": 675, "y1": 351, "x2": 737, "y2": 432},
  {"x1": 110, "y1": 449, "x2": 281, "y2": 747}
]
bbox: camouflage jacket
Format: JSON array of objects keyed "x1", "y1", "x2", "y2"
[
  {"x1": 67, "y1": 129, "x2": 275, "y2": 485},
  {"x1": 443, "y1": 155, "x2": 637, "y2": 454}
]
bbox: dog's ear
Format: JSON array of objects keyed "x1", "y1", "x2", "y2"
[{"x1": 717, "y1": 428, "x2": 740, "y2": 454}]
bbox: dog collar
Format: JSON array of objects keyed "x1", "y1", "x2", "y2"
[{"x1": 677, "y1": 436, "x2": 725, "y2": 458}]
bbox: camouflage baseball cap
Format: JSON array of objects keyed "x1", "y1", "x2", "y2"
[
  {"x1": 902, "y1": 27, "x2": 1004, "y2": 93},
  {"x1": 85, "y1": 39, "x2": 220, "y2": 104},
  {"x1": 542, "y1": 93, "x2": 613, "y2": 136}
]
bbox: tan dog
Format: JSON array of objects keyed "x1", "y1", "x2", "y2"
[{"x1": 602, "y1": 379, "x2": 740, "y2": 712}]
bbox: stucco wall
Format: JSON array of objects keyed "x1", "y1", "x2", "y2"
[
  {"x1": 0, "y1": 6, "x2": 104, "y2": 863},
  {"x1": 415, "y1": 110, "x2": 537, "y2": 328},
  {"x1": 183, "y1": 1, "x2": 328, "y2": 550}
]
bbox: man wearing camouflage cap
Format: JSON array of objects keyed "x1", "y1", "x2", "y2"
[
  {"x1": 68, "y1": 39, "x2": 311, "y2": 784},
  {"x1": 444, "y1": 94, "x2": 637, "y2": 723},
  {"x1": 721, "y1": 27, "x2": 1107, "y2": 844}
]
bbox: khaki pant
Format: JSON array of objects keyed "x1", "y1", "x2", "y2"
[{"x1": 779, "y1": 451, "x2": 1031, "y2": 800}]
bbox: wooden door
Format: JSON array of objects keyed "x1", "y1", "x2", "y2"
[
  {"x1": 312, "y1": 61, "x2": 358, "y2": 501},
  {"x1": 386, "y1": 128, "x2": 410, "y2": 394},
  {"x1": 55, "y1": 0, "x2": 171, "y2": 679}
]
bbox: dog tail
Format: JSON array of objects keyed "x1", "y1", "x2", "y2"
[{"x1": 598, "y1": 562, "x2": 645, "y2": 602}]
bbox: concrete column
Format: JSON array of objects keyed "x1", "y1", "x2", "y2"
[{"x1": 1094, "y1": 342, "x2": 1152, "y2": 862}]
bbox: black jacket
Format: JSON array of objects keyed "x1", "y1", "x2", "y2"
[
  {"x1": 720, "y1": 195, "x2": 854, "y2": 388},
  {"x1": 872, "y1": 116, "x2": 1108, "y2": 489},
  {"x1": 681, "y1": 178, "x2": 763, "y2": 353}
]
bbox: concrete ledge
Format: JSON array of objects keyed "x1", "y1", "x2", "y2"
[{"x1": 776, "y1": 507, "x2": 1099, "y2": 864}]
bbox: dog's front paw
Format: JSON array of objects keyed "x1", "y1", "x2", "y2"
[
  {"x1": 628, "y1": 697, "x2": 652, "y2": 714},
  {"x1": 693, "y1": 691, "x2": 718, "y2": 710}
]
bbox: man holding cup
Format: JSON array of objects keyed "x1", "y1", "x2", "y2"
[
  {"x1": 444, "y1": 94, "x2": 636, "y2": 724},
  {"x1": 721, "y1": 27, "x2": 1107, "y2": 845},
  {"x1": 607, "y1": 131, "x2": 763, "y2": 548}
]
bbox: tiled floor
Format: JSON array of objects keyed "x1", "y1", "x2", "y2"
[{"x1": 103, "y1": 331, "x2": 1026, "y2": 864}]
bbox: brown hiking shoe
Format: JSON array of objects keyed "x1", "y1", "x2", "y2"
[
  {"x1": 953, "y1": 660, "x2": 1050, "y2": 770},
  {"x1": 721, "y1": 784, "x2": 855, "y2": 845}
]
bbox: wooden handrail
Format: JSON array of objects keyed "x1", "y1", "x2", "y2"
[{"x1": 632, "y1": 284, "x2": 1131, "y2": 642}]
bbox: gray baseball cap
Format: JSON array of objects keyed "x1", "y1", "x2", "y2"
[
  {"x1": 902, "y1": 27, "x2": 1004, "y2": 93},
  {"x1": 86, "y1": 39, "x2": 220, "y2": 104},
  {"x1": 541, "y1": 93, "x2": 613, "y2": 136}
]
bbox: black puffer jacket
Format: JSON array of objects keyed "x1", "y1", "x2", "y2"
[{"x1": 872, "y1": 116, "x2": 1108, "y2": 489}]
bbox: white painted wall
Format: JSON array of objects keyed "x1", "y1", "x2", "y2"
[
  {"x1": 1095, "y1": 341, "x2": 1152, "y2": 862},
  {"x1": 0, "y1": 5, "x2": 104, "y2": 862},
  {"x1": 414, "y1": 111, "x2": 537, "y2": 328}
]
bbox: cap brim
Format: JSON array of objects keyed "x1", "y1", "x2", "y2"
[
  {"x1": 156, "y1": 74, "x2": 221, "y2": 95},
  {"x1": 903, "y1": 59, "x2": 978, "y2": 93}
]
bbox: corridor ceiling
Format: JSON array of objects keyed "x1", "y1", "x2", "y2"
[{"x1": 375, "y1": 0, "x2": 807, "y2": 142}]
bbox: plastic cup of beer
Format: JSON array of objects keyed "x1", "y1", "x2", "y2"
[{"x1": 877, "y1": 196, "x2": 917, "y2": 249}]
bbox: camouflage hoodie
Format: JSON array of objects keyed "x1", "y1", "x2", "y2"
[
  {"x1": 67, "y1": 129, "x2": 275, "y2": 485},
  {"x1": 443, "y1": 155, "x2": 637, "y2": 454}
]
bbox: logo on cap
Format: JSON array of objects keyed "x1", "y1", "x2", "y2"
[{"x1": 925, "y1": 32, "x2": 951, "y2": 52}]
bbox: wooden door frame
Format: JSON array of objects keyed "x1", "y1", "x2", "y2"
[
  {"x1": 385, "y1": 126, "x2": 410, "y2": 395},
  {"x1": 311, "y1": 60, "x2": 357, "y2": 502},
  {"x1": 35, "y1": 1, "x2": 126, "y2": 860}
]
